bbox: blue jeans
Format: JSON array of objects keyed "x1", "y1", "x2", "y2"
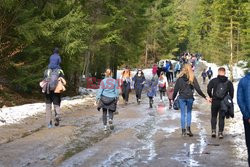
[{"x1": 179, "y1": 99, "x2": 194, "y2": 129}]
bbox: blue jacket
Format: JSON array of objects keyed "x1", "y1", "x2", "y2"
[
  {"x1": 48, "y1": 53, "x2": 61, "y2": 69},
  {"x1": 237, "y1": 73, "x2": 250, "y2": 120},
  {"x1": 96, "y1": 77, "x2": 119, "y2": 100},
  {"x1": 133, "y1": 75, "x2": 145, "y2": 90}
]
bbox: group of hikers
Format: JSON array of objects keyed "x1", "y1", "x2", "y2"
[{"x1": 41, "y1": 49, "x2": 250, "y2": 166}]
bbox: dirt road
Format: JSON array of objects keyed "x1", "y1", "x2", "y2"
[{"x1": 0, "y1": 63, "x2": 248, "y2": 167}]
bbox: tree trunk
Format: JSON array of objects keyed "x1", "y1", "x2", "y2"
[
  {"x1": 153, "y1": 38, "x2": 156, "y2": 63},
  {"x1": 145, "y1": 43, "x2": 148, "y2": 67},
  {"x1": 229, "y1": 17, "x2": 234, "y2": 81},
  {"x1": 82, "y1": 51, "x2": 91, "y2": 78}
]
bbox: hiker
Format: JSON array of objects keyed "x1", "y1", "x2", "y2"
[
  {"x1": 120, "y1": 67, "x2": 132, "y2": 104},
  {"x1": 174, "y1": 62, "x2": 181, "y2": 78},
  {"x1": 173, "y1": 64, "x2": 210, "y2": 137},
  {"x1": 207, "y1": 67, "x2": 234, "y2": 139},
  {"x1": 207, "y1": 67, "x2": 213, "y2": 80},
  {"x1": 169, "y1": 61, "x2": 174, "y2": 82},
  {"x1": 48, "y1": 48, "x2": 61, "y2": 70},
  {"x1": 152, "y1": 64, "x2": 158, "y2": 76},
  {"x1": 133, "y1": 69, "x2": 146, "y2": 104},
  {"x1": 237, "y1": 69, "x2": 250, "y2": 166},
  {"x1": 201, "y1": 69, "x2": 207, "y2": 83},
  {"x1": 147, "y1": 76, "x2": 158, "y2": 108},
  {"x1": 164, "y1": 60, "x2": 171, "y2": 83},
  {"x1": 166, "y1": 82, "x2": 175, "y2": 109},
  {"x1": 96, "y1": 69, "x2": 119, "y2": 131},
  {"x1": 158, "y1": 71, "x2": 168, "y2": 102},
  {"x1": 41, "y1": 68, "x2": 66, "y2": 128}
]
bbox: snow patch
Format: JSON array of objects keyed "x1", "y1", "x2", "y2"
[{"x1": 0, "y1": 89, "x2": 96, "y2": 126}]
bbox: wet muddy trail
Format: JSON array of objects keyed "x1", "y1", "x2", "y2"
[{"x1": 0, "y1": 63, "x2": 248, "y2": 167}]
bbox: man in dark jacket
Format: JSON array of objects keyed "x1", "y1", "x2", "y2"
[
  {"x1": 207, "y1": 67, "x2": 234, "y2": 139},
  {"x1": 237, "y1": 70, "x2": 250, "y2": 166}
]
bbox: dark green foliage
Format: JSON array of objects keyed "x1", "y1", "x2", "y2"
[{"x1": 0, "y1": 0, "x2": 249, "y2": 94}]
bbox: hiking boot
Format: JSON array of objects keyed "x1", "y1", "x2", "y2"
[
  {"x1": 104, "y1": 125, "x2": 108, "y2": 131},
  {"x1": 137, "y1": 98, "x2": 141, "y2": 105},
  {"x1": 54, "y1": 117, "x2": 60, "y2": 126},
  {"x1": 169, "y1": 105, "x2": 172, "y2": 109},
  {"x1": 109, "y1": 119, "x2": 114, "y2": 130},
  {"x1": 182, "y1": 129, "x2": 186, "y2": 136},
  {"x1": 218, "y1": 132, "x2": 224, "y2": 139},
  {"x1": 211, "y1": 130, "x2": 216, "y2": 138},
  {"x1": 187, "y1": 127, "x2": 193, "y2": 137},
  {"x1": 48, "y1": 121, "x2": 52, "y2": 129}
]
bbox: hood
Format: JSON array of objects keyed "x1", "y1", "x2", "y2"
[{"x1": 217, "y1": 75, "x2": 228, "y2": 82}]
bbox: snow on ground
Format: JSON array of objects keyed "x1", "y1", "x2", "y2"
[
  {"x1": 0, "y1": 88, "x2": 97, "y2": 127},
  {"x1": 200, "y1": 60, "x2": 246, "y2": 81}
]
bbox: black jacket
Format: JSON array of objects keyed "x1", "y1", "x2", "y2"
[
  {"x1": 173, "y1": 75, "x2": 206, "y2": 100},
  {"x1": 207, "y1": 75, "x2": 234, "y2": 101}
]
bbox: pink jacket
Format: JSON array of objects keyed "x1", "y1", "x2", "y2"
[{"x1": 152, "y1": 65, "x2": 158, "y2": 75}]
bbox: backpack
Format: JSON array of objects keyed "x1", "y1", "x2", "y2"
[
  {"x1": 45, "y1": 69, "x2": 61, "y2": 91},
  {"x1": 215, "y1": 81, "x2": 229, "y2": 99}
]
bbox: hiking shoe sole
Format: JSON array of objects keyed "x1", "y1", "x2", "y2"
[{"x1": 54, "y1": 117, "x2": 60, "y2": 126}]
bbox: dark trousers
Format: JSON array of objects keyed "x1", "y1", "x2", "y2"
[
  {"x1": 122, "y1": 82, "x2": 130, "y2": 102},
  {"x1": 202, "y1": 77, "x2": 206, "y2": 83},
  {"x1": 244, "y1": 119, "x2": 250, "y2": 166},
  {"x1": 103, "y1": 108, "x2": 114, "y2": 125},
  {"x1": 149, "y1": 97, "x2": 153, "y2": 108},
  {"x1": 211, "y1": 100, "x2": 225, "y2": 132},
  {"x1": 159, "y1": 91, "x2": 165, "y2": 100},
  {"x1": 135, "y1": 88, "x2": 143, "y2": 99},
  {"x1": 166, "y1": 72, "x2": 171, "y2": 82},
  {"x1": 169, "y1": 72, "x2": 174, "y2": 82}
]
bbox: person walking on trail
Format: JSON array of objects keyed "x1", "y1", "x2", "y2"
[
  {"x1": 167, "y1": 82, "x2": 175, "y2": 109},
  {"x1": 207, "y1": 67, "x2": 234, "y2": 139},
  {"x1": 164, "y1": 60, "x2": 171, "y2": 83},
  {"x1": 158, "y1": 71, "x2": 168, "y2": 103},
  {"x1": 41, "y1": 68, "x2": 66, "y2": 128},
  {"x1": 207, "y1": 67, "x2": 213, "y2": 80},
  {"x1": 201, "y1": 69, "x2": 207, "y2": 84},
  {"x1": 147, "y1": 76, "x2": 158, "y2": 108},
  {"x1": 120, "y1": 67, "x2": 132, "y2": 104},
  {"x1": 96, "y1": 69, "x2": 119, "y2": 131},
  {"x1": 48, "y1": 48, "x2": 61, "y2": 70},
  {"x1": 174, "y1": 62, "x2": 181, "y2": 78},
  {"x1": 152, "y1": 64, "x2": 158, "y2": 76},
  {"x1": 173, "y1": 64, "x2": 210, "y2": 137},
  {"x1": 133, "y1": 69, "x2": 146, "y2": 104},
  {"x1": 169, "y1": 61, "x2": 174, "y2": 82},
  {"x1": 237, "y1": 69, "x2": 250, "y2": 166}
]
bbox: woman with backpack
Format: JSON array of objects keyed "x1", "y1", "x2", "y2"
[
  {"x1": 173, "y1": 64, "x2": 211, "y2": 136},
  {"x1": 133, "y1": 69, "x2": 146, "y2": 104},
  {"x1": 158, "y1": 71, "x2": 168, "y2": 103},
  {"x1": 96, "y1": 69, "x2": 119, "y2": 131}
]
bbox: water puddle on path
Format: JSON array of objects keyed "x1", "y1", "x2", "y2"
[{"x1": 171, "y1": 111, "x2": 207, "y2": 167}]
